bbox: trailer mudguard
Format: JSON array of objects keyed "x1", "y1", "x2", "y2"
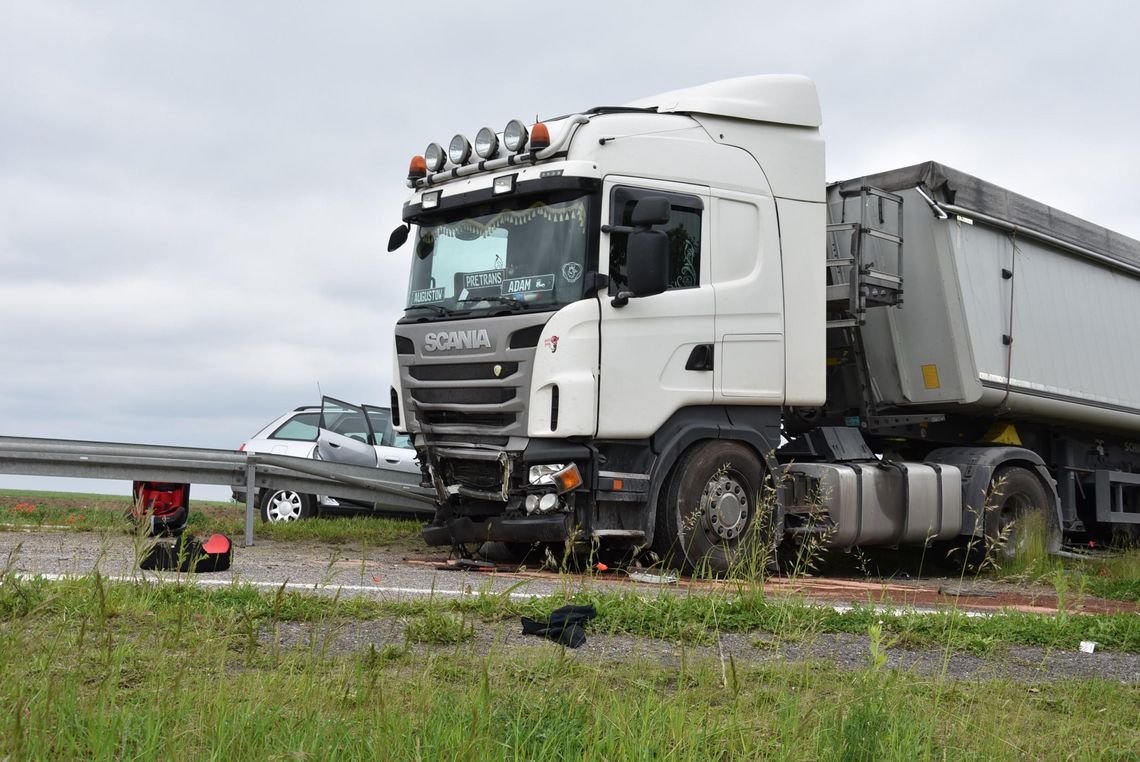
[{"x1": 924, "y1": 446, "x2": 1061, "y2": 536}]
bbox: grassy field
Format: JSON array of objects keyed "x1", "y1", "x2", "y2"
[
  {"x1": 0, "y1": 489, "x2": 422, "y2": 549},
  {"x1": 2, "y1": 490, "x2": 1139, "y2": 759},
  {"x1": 0, "y1": 573, "x2": 1137, "y2": 760}
]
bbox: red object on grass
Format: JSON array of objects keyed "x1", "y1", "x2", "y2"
[{"x1": 200, "y1": 534, "x2": 231, "y2": 555}]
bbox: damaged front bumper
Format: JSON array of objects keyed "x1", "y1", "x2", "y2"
[
  {"x1": 418, "y1": 439, "x2": 592, "y2": 547},
  {"x1": 421, "y1": 513, "x2": 574, "y2": 546}
]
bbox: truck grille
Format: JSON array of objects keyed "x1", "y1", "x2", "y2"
[
  {"x1": 410, "y1": 387, "x2": 517, "y2": 405},
  {"x1": 397, "y1": 316, "x2": 541, "y2": 437},
  {"x1": 445, "y1": 459, "x2": 504, "y2": 492},
  {"x1": 422, "y1": 410, "x2": 517, "y2": 429},
  {"x1": 410, "y1": 362, "x2": 519, "y2": 381}
]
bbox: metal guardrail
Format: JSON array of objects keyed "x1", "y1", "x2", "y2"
[{"x1": 0, "y1": 436, "x2": 436, "y2": 546}]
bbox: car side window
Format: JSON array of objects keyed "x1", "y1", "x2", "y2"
[
  {"x1": 271, "y1": 412, "x2": 320, "y2": 441},
  {"x1": 366, "y1": 410, "x2": 396, "y2": 446},
  {"x1": 329, "y1": 413, "x2": 371, "y2": 443},
  {"x1": 608, "y1": 188, "x2": 702, "y2": 295}
]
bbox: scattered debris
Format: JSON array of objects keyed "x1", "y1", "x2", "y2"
[
  {"x1": 627, "y1": 570, "x2": 679, "y2": 585},
  {"x1": 1079, "y1": 640, "x2": 1098, "y2": 654},
  {"x1": 937, "y1": 587, "x2": 997, "y2": 598},
  {"x1": 521, "y1": 604, "x2": 597, "y2": 648},
  {"x1": 436, "y1": 557, "x2": 497, "y2": 572}
]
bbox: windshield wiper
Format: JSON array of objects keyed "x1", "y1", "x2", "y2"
[
  {"x1": 405, "y1": 304, "x2": 451, "y2": 316},
  {"x1": 456, "y1": 296, "x2": 526, "y2": 311}
]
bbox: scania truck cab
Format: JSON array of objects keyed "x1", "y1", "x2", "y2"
[{"x1": 390, "y1": 75, "x2": 1140, "y2": 571}]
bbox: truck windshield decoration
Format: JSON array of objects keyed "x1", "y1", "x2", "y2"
[{"x1": 407, "y1": 192, "x2": 592, "y2": 313}]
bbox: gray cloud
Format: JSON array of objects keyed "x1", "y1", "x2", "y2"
[{"x1": 1, "y1": 0, "x2": 1137, "y2": 498}]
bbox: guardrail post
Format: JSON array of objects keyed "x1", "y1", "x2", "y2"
[{"x1": 244, "y1": 459, "x2": 256, "y2": 547}]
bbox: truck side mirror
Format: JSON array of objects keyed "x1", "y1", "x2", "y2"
[
  {"x1": 612, "y1": 230, "x2": 668, "y2": 307},
  {"x1": 387, "y1": 224, "x2": 410, "y2": 252},
  {"x1": 631, "y1": 197, "x2": 671, "y2": 227}
]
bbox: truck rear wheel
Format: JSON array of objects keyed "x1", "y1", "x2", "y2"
[
  {"x1": 983, "y1": 466, "x2": 1060, "y2": 563},
  {"x1": 654, "y1": 441, "x2": 768, "y2": 575}
]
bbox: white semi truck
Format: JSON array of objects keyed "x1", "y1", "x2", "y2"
[{"x1": 387, "y1": 75, "x2": 1140, "y2": 571}]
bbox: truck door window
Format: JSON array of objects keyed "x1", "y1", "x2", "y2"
[{"x1": 608, "y1": 188, "x2": 702, "y2": 295}]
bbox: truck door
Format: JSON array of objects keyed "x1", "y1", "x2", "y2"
[
  {"x1": 711, "y1": 193, "x2": 785, "y2": 402},
  {"x1": 597, "y1": 178, "x2": 713, "y2": 438}
]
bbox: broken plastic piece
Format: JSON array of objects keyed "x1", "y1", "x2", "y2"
[{"x1": 627, "y1": 570, "x2": 679, "y2": 585}]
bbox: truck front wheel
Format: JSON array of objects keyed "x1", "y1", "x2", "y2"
[
  {"x1": 654, "y1": 441, "x2": 768, "y2": 575},
  {"x1": 983, "y1": 466, "x2": 1061, "y2": 563}
]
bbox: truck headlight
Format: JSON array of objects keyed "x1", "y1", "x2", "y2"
[
  {"x1": 524, "y1": 493, "x2": 562, "y2": 515},
  {"x1": 528, "y1": 463, "x2": 582, "y2": 494},
  {"x1": 424, "y1": 142, "x2": 446, "y2": 172},
  {"x1": 528, "y1": 464, "x2": 565, "y2": 486},
  {"x1": 448, "y1": 134, "x2": 472, "y2": 165}
]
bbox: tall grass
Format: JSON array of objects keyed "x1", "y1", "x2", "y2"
[{"x1": 2, "y1": 570, "x2": 1137, "y2": 760}]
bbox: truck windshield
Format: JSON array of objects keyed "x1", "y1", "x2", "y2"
[{"x1": 406, "y1": 191, "x2": 592, "y2": 313}]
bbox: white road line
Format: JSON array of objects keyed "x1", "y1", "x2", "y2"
[
  {"x1": 17, "y1": 571, "x2": 550, "y2": 600},
  {"x1": 14, "y1": 571, "x2": 994, "y2": 616}
]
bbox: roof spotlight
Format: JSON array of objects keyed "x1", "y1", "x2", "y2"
[
  {"x1": 503, "y1": 119, "x2": 529, "y2": 153},
  {"x1": 424, "y1": 143, "x2": 446, "y2": 172},
  {"x1": 474, "y1": 127, "x2": 499, "y2": 159},
  {"x1": 448, "y1": 134, "x2": 472, "y2": 165}
]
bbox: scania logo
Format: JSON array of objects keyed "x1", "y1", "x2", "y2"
[{"x1": 423, "y1": 329, "x2": 492, "y2": 352}]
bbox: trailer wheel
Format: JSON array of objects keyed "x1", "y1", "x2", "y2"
[
  {"x1": 260, "y1": 489, "x2": 315, "y2": 523},
  {"x1": 654, "y1": 441, "x2": 768, "y2": 575},
  {"x1": 983, "y1": 466, "x2": 1060, "y2": 563}
]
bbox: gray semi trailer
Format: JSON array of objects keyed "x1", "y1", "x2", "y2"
[{"x1": 389, "y1": 76, "x2": 1140, "y2": 571}]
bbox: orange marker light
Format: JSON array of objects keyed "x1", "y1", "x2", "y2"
[
  {"x1": 612, "y1": 478, "x2": 623, "y2": 491},
  {"x1": 530, "y1": 122, "x2": 551, "y2": 150},
  {"x1": 553, "y1": 463, "x2": 583, "y2": 494},
  {"x1": 408, "y1": 155, "x2": 427, "y2": 180}
]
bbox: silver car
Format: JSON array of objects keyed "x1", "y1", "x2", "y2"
[{"x1": 235, "y1": 397, "x2": 424, "y2": 522}]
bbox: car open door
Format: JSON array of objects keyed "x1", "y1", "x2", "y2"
[{"x1": 315, "y1": 396, "x2": 379, "y2": 468}]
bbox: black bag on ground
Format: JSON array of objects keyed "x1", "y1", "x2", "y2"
[
  {"x1": 139, "y1": 533, "x2": 232, "y2": 573},
  {"x1": 521, "y1": 604, "x2": 597, "y2": 648}
]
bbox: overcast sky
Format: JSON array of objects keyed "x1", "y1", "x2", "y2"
[{"x1": 2, "y1": 1, "x2": 1137, "y2": 499}]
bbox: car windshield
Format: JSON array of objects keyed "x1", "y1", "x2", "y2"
[{"x1": 406, "y1": 191, "x2": 592, "y2": 314}]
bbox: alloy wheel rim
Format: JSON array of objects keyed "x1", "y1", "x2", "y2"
[{"x1": 267, "y1": 491, "x2": 302, "y2": 522}]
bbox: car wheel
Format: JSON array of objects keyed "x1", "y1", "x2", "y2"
[{"x1": 260, "y1": 489, "x2": 315, "y2": 523}]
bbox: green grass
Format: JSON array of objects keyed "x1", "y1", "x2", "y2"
[
  {"x1": 0, "y1": 488, "x2": 232, "y2": 505},
  {"x1": 986, "y1": 512, "x2": 1140, "y2": 603},
  {"x1": 405, "y1": 608, "x2": 475, "y2": 645},
  {"x1": 4, "y1": 569, "x2": 1138, "y2": 655},
  {"x1": 1, "y1": 573, "x2": 1137, "y2": 761},
  {"x1": 0, "y1": 490, "x2": 424, "y2": 548}
]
